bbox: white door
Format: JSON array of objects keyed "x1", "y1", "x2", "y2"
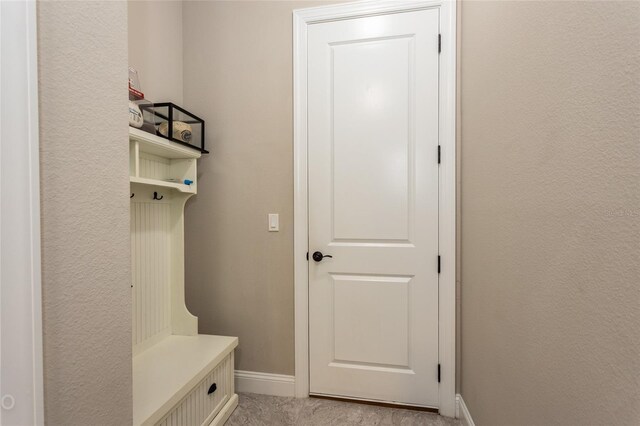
[{"x1": 308, "y1": 9, "x2": 440, "y2": 407}]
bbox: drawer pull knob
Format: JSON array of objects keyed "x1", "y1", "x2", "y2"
[{"x1": 207, "y1": 383, "x2": 217, "y2": 395}]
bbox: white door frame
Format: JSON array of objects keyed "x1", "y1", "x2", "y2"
[
  {"x1": 293, "y1": 0, "x2": 456, "y2": 417},
  {"x1": 0, "y1": 0, "x2": 45, "y2": 424}
]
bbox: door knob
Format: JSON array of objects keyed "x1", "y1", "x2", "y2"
[{"x1": 312, "y1": 251, "x2": 333, "y2": 262}]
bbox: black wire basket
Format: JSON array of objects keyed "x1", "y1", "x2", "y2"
[{"x1": 140, "y1": 102, "x2": 208, "y2": 154}]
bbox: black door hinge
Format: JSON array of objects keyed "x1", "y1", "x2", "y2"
[
  {"x1": 438, "y1": 364, "x2": 441, "y2": 383},
  {"x1": 438, "y1": 255, "x2": 441, "y2": 274},
  {"x1": 438, "y1": 34, "x2": 441, "y2": 54},
  {"x1": 438, "y1": 145, "x2": 441, "y2": 164},
  {"x1": 306, "y1": 252, "x2": 309, "y2": 261}
]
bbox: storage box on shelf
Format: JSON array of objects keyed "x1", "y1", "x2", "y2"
[
  {"x1": 130, "y1": 127, "x2": 238, "y2": 426},
  {"x1": 140, "y1": 102, "x2": 208, "y2": 154}
]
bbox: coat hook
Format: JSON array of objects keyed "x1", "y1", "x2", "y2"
[
  {"x1": 153, "y1": 191, "x2": 164, "y2": 201},
  {"x1": 131, "y1": 193, "x2": 135, "y2": 198}
]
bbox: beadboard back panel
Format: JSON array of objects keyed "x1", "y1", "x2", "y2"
[
  {"x1": 140, "y1": 152, "x2": 171, "y2": 181},
  {"x1": 131, "y1": 199, "x2": 172, "y2": 349}
]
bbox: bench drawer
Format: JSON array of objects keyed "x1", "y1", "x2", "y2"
[{"x1": 156, "y1": 352, "x2": 234, "y2": 426}]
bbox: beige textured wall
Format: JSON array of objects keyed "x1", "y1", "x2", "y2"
[
  {"x1": 128, "y1": 0, "x2": 183, "y2": 104},
  {"x1": 182, "y1": 5, "x2": 639, "y2": 424},
  {"x1": 459, "y1": 1, "x2": 640, "y2": 425},
  {"x1": 38, "y1": 1, "x2": 132, "y2": 424},
  {"x1": 182, "y1": 0, "x2": 341, "y2": 375}
]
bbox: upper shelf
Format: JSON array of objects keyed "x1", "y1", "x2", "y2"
[
  {"x1": 129, "y1": 127, "x2": 202, "y2": 160},
  {"x1": 130, "y1": 176, "x2": 196, "y2": 194},
  {"x1": 129, "y1": 127, "x2": 199, "y2": 194}
]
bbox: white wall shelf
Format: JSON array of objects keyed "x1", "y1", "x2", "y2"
[
  {"x1": 130, "y1": 127, "x2": 200, "y2": 194},
  {"x1": 130, "y1": 176, "x2": 196, "y2": 194},
  {"x1": 130, "y1": 127, "x2": 202, "y2": 159}
]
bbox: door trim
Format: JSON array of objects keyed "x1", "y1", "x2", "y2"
[
  {"x1": 293, "y1": 0, "x2": 456, "y2": 417},
  {"x1": 0, "y1": 0, "x2": 45, "y2": 423}
]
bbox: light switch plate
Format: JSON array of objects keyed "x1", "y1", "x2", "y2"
[{"x1": 268, "y1": 213, "x2": 279, "y2": 232}]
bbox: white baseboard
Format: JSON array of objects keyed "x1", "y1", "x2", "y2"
[
  {"x1": 234, "y1": 370, "x2": 295, "y2": 397},
  {"x1": 456, "y1": 394, "x2": 475, "y2": 426}
]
